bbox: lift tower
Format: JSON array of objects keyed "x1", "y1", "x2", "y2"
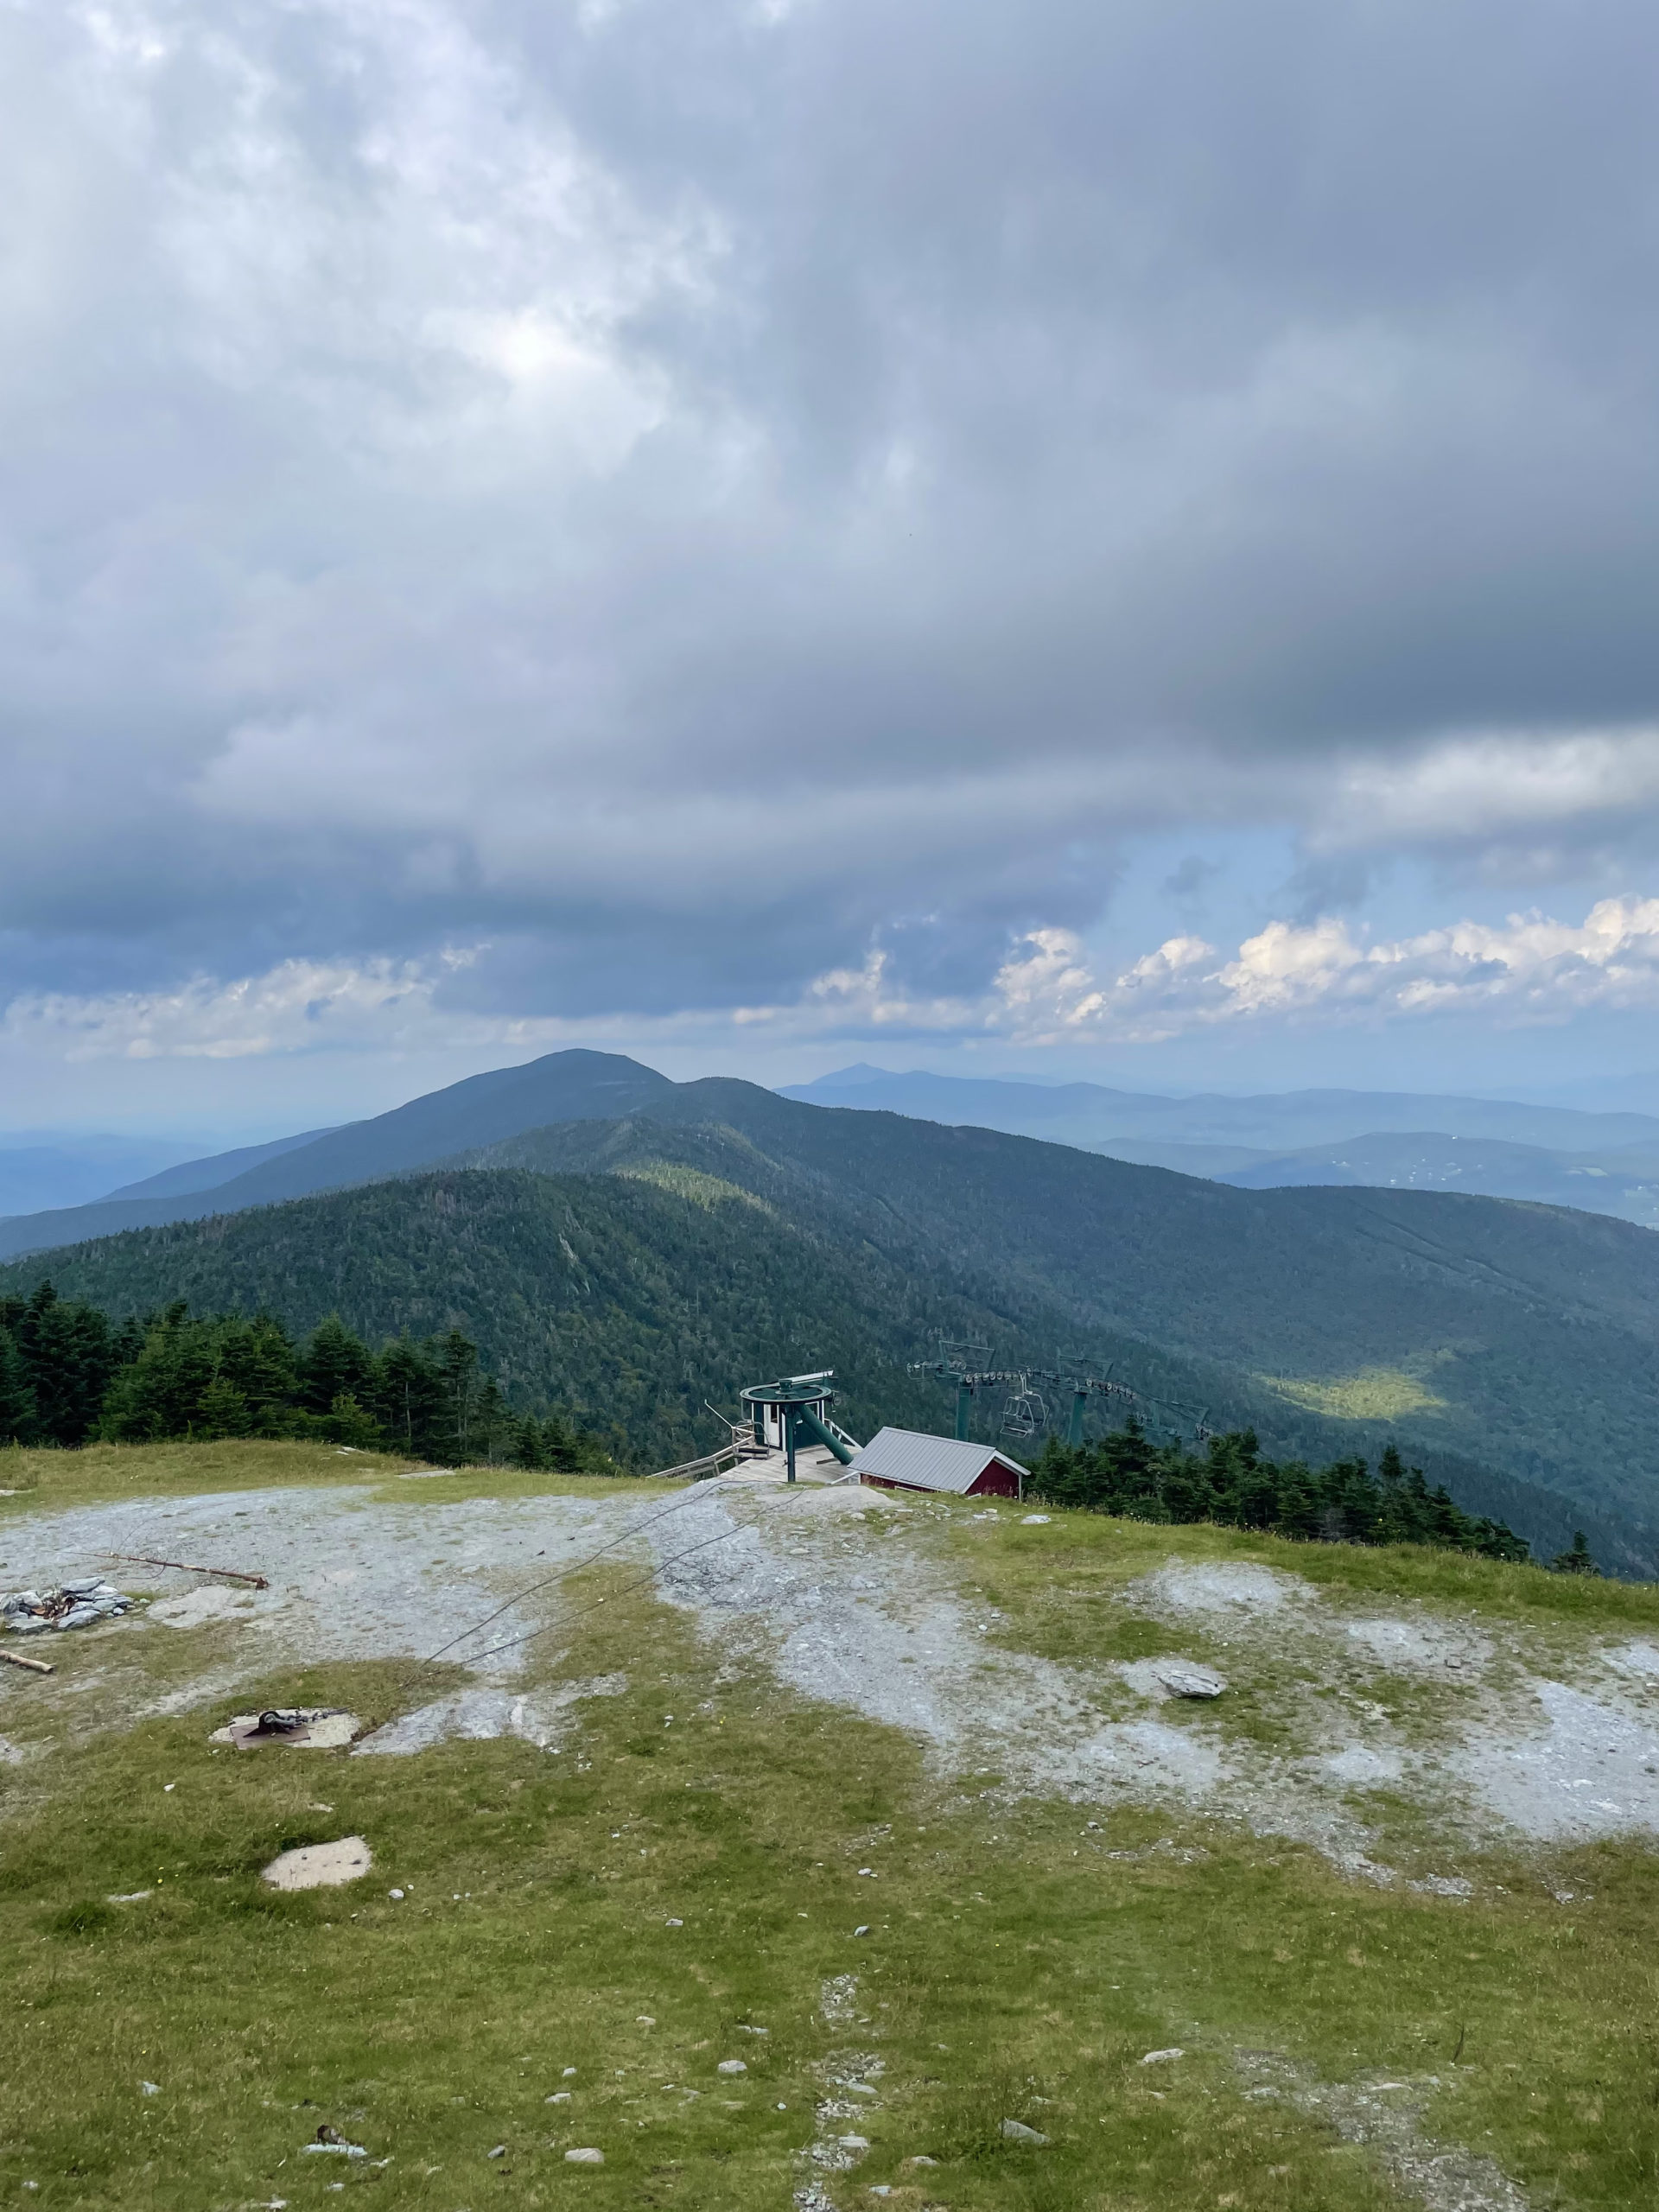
[{"x1": 740, "y1": 1371, "x2": 861, "y2": 1483}]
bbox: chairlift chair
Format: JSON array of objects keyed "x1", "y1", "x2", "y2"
[{"x1": 1001, "y1": 1381, "x2": 1047, "y2": 1439}]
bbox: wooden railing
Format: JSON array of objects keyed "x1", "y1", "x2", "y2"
[{"x1": 647, "y1": 1440, "x2": 745, "y2": 1483}]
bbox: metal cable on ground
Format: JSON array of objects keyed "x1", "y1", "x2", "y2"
[
  {"x1": 454, "y1": 1478, "x2": 826, "y2": 1668},
  {"x1": 422, "y1": 1476, "x2": 754, "y2": 1663},
  {"x1": 423, "y1": 1468, "x2": 832, "y2": 1664}
]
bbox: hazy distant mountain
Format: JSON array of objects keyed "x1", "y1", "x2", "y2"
[
  {"x1": 0, "y1": 1050, "x2": 672, "y2": 1261},
  {"x1": 783, "y1": 1065, "x2": 1659, "y2": 1153},
  {"x1": 99, "y1": 1126, "x2": 342, "y2": 1201},
  {"x1": 1217, "y1": 1129, "x2": 1659, "y2": 1226},
  {"x1": 0, "y1": 1135, "x2": 208, "y2": 1219}
]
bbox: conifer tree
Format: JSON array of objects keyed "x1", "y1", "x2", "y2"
[
  {"x1": 0, "y1": 1325, "x2": 35, "y2": 1446},
  {"x1": 300, "y1": 1316, "x2": 375, "y2": 1416}
]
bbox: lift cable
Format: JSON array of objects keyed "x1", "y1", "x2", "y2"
[{"x1": 429, "y1": 1478, "x2": 829, "y2": 1669}]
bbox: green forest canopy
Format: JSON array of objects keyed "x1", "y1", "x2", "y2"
[
  {"x1": 0, "y1": 1282, "x2": 614, "y2": 1474},
  {"x1": 3, "y1": 1277, "x2": 1597, "y2": 1570}
]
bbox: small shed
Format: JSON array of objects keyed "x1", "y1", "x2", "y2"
[{"x1": 849, "y1": 1427, "x2": 1028, "y2": 1501}]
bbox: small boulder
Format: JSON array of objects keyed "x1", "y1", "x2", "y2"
[
  {"x1": 1001, "y1": 2118, "x2": 1050, "y2": 2144},
  {"x1": 1156, "y1": 1665, "x2": 1226, "y2": 1700}
]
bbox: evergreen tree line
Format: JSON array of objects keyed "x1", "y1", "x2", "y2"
[
  {"x1": 1030, "y1": 1422, "x2": 1599, "y2": 1572},
  {"x1": 0, "y1": 1281, "x2": 617, "y2": 1471}
]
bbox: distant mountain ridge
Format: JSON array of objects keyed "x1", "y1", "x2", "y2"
[
  {"x1": 784, "y1": 1065, "x2": 1659, "y2": 1149},
  {"x1": 0, "y1": 1051, "x2": 671, "y2": 1261},
  {"x1": 7, "y1": 1052, "x2": 1657, "y2": 1262},
  {"x1": 99, "y1": 1125, "x2": 342, "y2": 1203},
  {"x1": 0, "y1": 1134, "x2": 210, "y2": 1219},
  {"x1": 781, "y1": 1066, "x2": 1659, "y2": 1225}
]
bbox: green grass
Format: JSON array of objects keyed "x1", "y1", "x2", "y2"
[
  {"x1": 3, "y1": 1448, "x2": 1659, "y2": 2208},
  {"x1": 943, "y1": 1501, "x2": 1659, "y2": 1632},
  {"x1": 1261, "y1": 1367, "x2": 1448, "y2": 1422}
]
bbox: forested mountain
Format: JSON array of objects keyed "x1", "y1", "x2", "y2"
[
  {"x1": 0, "y1": 1168, "x2": 1008, "y2": 1470},
  {"x1": 0, "y1": 1050, "x2": 668, "y2": 1260},
  {"x1": 11, "y1": 1048, "x2": 1659, "y2": 1261},
  {"x1": 783, "y1": 1066, "x2": 1659, "y2": 1225},
  {"x1": 466, "y1": 1086, "x2": 1659, "y2": 1560},
  {"x1": 8, "y1": 1052, "x2": 1659, "y2": 1572}
]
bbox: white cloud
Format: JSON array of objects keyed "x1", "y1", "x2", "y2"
[
  {"x1": 1315, "y1": 728, "x2": 1659, "y2": 853},
  {"x1": 8, "y1": 896, "x2": 1659, "y2": 1084},
  {"x1": 0, "y1": 952, "x2": 485, "y2": 1063},
  {"x1": 988, "y1": 896, "x2": 1659, "y2": 1045}
]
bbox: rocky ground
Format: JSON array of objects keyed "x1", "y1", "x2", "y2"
[{"x1": 4, "y1": 1471, "x2": 1658, "y2": 1878}]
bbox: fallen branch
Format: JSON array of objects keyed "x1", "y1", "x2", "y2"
[
  {"x1": 104, "y1": 1552, "x2": 270, "y2": 1590},
  {"x1": 0, "y1": 1648, "x2": 54, "y2": 1675}
]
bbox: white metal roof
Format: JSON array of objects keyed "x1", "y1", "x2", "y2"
[{"x1": 848, "y1": 1426, "x2": 1029, "y2": 1495}]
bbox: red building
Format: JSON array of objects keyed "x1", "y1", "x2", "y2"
[{"x1": 849, "y1": 1427, "x2": 1027, "y2": 1500}]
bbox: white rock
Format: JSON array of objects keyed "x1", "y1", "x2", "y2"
[
  {"x1": 1001, "y1": 2118, "x2": 1049, "y2": 2143},
  {"x1": 1140, "y1": 2047, "x2": 1185, "y2": 2064},
  {"x1": 262, "y1": 1837, "x2": 372, "y2": 1891},
  {"x1": 564, "y1": 2147, "x2": 604, "y2": 2164},
  {"x1": 717, "y1": 2059, "x2": 747, "y2": 2075},
  {"x1": 1020, "y1": 1514, "x2": 1052, "y2": 1524}
]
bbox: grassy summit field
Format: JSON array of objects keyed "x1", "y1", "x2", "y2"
[{"x1": 1, "y1": 1442, "x2": 1656, "y2": 2210}]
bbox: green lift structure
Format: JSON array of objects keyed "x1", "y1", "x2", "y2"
[
  {"x1": 739, "y1": 1371, "x2": 862, "y2": 1484},
  {"x1": 907, "y1": 1338, "x2": 1133, "y2": 1446}
]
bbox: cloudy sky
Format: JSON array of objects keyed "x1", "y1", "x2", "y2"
[{"x1": 6, "y1": 0, "x2": 1659, "y2": 1135}]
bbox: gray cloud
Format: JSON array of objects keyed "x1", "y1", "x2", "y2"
[{"x1": 4, "y1": 0, "x2": 1659, "y2": 1040}]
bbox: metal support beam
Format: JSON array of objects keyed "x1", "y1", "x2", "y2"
[
  {"x1": 794, "y1": 1402, "x2": 855, "y2": 1465},
  {"x1": 1068, "y1": 1388, "x2": 1087, "y2": 1448}
]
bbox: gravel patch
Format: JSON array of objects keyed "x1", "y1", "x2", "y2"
[
  {"x1": 1448, "y1": 1677, "x2": 1659, "y2": 1841},
  {"x1": 1603, "y1": 1639, "x2": 1659, "y2": 1682},
  {"x1": 149, "y1": 1586, "x2": 265, "y2": 1630},
  {"x1": 1131, "y1": 1560, "x2": 1306, "y2": 1618},
  {"x1": 1321, "y1": 1745, "x2": 1407, "y2": 1786},
  {"x1": 0, "y1": 1483, "x2": 642, "y2": 1741},
  {"x1": 1345, "y1": 1618, "x2": 1492, "y2": 1675},
  {"x1": 1235, "y1": 2051, "x2": 1529, "y2": 2212},
  {"x1": 353, "y1": 1675, "x2": 626, "y2": 1755}
]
